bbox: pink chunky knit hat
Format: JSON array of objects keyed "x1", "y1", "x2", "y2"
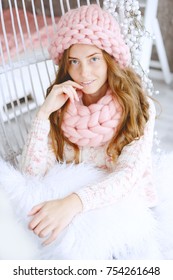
[{"x1": 49, "y1": 4, "x2": 130, "y2": 68}]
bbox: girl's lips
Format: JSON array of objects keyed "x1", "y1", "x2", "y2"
[{"x1": 80, "y1": 80, "x2": 95, "y2": 86}]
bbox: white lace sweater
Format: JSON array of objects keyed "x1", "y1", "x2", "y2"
[{"x1": 20, "y1": 98, "x2": 158, "y2": 211}]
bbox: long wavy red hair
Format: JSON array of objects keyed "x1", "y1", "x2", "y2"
[{"x1": 47, "y1": 49, "x2": 149, "y2": 163}]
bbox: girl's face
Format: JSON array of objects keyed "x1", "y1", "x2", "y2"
[{"x1": 68, "y1": 44, "x2": 108, "y2": 99}]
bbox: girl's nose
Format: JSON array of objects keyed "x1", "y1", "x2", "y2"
[{"x1": 80, "y1": 62, "x2": 90, "y2": 78}]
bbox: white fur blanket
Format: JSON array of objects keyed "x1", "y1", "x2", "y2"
[{"x1": 0, "y1": 153, "x2": 173, "y2": 260}]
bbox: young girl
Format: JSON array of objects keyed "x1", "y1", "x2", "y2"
[{"x1": 19, "y1": 4, "x2": 160, "y2": 259}]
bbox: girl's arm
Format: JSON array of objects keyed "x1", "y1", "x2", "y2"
[
  {"x1": 20, "y1": 80, "x2": 83, "y2": 176},
  {"x1": 20, "y1": 118, "x2": 56, "y2": 176},
  {"x1": 76, "y1": 98, "x2": 156, "y2": 211}
]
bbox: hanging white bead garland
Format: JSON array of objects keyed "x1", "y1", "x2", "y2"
[{"x1": 103, "y1": 0, "x2": 156, "y2": 96}]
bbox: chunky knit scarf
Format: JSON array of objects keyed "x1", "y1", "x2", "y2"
[{"x1": 61, "y1": 89, "x2": 122, "y2": 147}]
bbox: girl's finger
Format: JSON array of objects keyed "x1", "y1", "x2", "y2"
[
  {"x1": 33, "y1": 218, "x2": 51, "y2": 237},
  {"x1": 69, "y1": 86, "x2": 80, "y2": 102},
  {"x1": 28, "y1": 202, "x2": 45, "y2": 216},
  {"x1": 28, "y1": 211, "x2": 44, "y2": 230},
  {"x1": 38, "y1": 224, "x2": 54, "y2": 239},
  {"x1": 64, "y1": 85, "x2": 79, "y2": 102},
  {"x1": 42, "y1": 228, "x2": 60, "y2": 246},
  {"x1": 62, "y1": 87, "x2": 75, "y2": 103}
]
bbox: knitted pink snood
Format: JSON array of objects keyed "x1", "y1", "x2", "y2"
[{"x1": 61, "y1": 89, "x2": 122, "y2": 147}]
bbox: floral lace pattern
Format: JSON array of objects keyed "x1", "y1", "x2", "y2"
[{"x1": 20, "y1": 98, "x2": 158, "y2": 211}]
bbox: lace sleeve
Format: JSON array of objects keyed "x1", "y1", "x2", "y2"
[
  {"x1": 76, "y1": 98, "x2": 156, "y2": 211},
  {"x1": 20, "y1": 118, "x2": 56, "y2": 176}
]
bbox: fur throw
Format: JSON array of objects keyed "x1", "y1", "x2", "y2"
[{"x1": 0, "y1": 152, "x2": 173, "y2": 260}]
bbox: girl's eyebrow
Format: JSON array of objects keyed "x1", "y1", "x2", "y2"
[
  {"x1": 87, "y1": 52, "x2": 102, "y2": 58},
  {"x1": 68, "y1": 52, "x2": 102, "y2": 59}
]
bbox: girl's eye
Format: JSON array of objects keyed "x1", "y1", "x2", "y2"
[
  {"x1": 69, "y1": 59, "x2": 79, "y2": 65},
  {"x1": 91, "y1": 57, "x2": 99, "y2": 62}
]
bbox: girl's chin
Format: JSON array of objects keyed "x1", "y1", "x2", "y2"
[{"x1": 81, "y1": 87, "x2": 99, "y2": 95}]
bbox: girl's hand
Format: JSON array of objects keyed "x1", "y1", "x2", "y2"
[
  {"x1": 28, "y1": 194, "x2": 83, "y2": 245},
  {"x1": 37, "y1": 81, "x2": 83, "y2": 120}
]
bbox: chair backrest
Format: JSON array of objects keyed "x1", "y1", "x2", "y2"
[{"x1": 0, "y1": 0, "x2": 147, "y2": 165}]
